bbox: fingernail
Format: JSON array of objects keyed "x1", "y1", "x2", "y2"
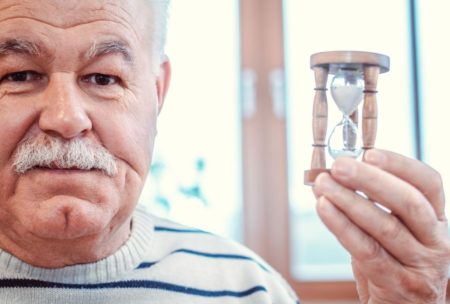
[
  {"x1": 364, "y1": 149, "x2": 386, "y2": 166},
  {"x1": 333, "y1": 158, "x2": 355, "y2": 178},
  {"x1": 317, "y1": 196, "x2": 336, "y2": 215},
  {"x1": 316, "y1": 174, "x2": 339, "y2": 193}
]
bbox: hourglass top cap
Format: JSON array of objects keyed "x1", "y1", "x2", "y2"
[{"x1": 310, "y1": 50, "x2": 390, "y2": 74}]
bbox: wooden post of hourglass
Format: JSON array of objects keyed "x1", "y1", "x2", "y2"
[
  {"x1": 362, "y1": 66, "x2": 380, "y2": 152},
  {"x1": 304, "y1": 66, "x2": 329, "y2": 185}
]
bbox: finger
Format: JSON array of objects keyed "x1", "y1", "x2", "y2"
[
  {"x1": 329, "y1": 157, "x2": 440, "y2": 245},
  {"x1": 364, "y1": 149, "x2": 446, "y2": 221},
  {"x1": 316, "y1": 195, "x2": 404, "y2": 289},
  {"x1": 351, "y1": 259, "x2": 369, "y2": 303},
  {"x1": 316, "y1": 195, "x2": 378, "y2": 261},
  {"x1": 312, "y1": 184, "x2": 320, "y2": 199},
  {"x1": 315, "y1": 173, "x2": 425, "y2": 265}
]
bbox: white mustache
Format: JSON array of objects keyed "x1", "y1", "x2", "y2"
[{"x1": 13, "y1": 135, "x2": 118, "y2": 176}]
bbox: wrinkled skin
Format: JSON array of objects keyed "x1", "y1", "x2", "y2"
[
  {"x1": 0, "y1": 0, "x2": 170, "y2": 268},
  {"x1": 314, "y1": 149, "x2": 450, "y2": 303}
]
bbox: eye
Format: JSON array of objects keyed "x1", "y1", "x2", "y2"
[
  {"x1": 2, "y1": 71, "x2": 42, "y2": 82},
  {"x1": 81, "y1": 74, "x2": 120, "y2": 86}
]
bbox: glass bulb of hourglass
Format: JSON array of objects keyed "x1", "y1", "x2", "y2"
[
  {"x1": 328, "y1": 68, "x2": 364, "y2": 159},
  {"x1": 330, "y1": 69, "x2": 364, "y2": 115}
]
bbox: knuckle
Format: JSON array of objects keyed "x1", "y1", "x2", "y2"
[
  {"x1": 444, "y1": 240, "x2": 450, "y2": 255},
  {"x1": 402, "y1": 190, "x2": 429, "y2": 218},
  {"x1": 399, "y1": 272, "x2": 441, "y2": 302},
  {"x1": 437, "y1": 239, "x2": 450, "y2": 262},
  {"x1": 336, "y1": 214, "x2": 354, "y2": 236},
  {"x1": 362, "y1": 237, "x2": 383, "y2": 261},
  {"x1": 428, "y1": 167, "x2": 444, "y2": 190},
  {"x1": 425, "y1": 169, "x2": 445, "y2": 197},
  {"x1": 379, "y1": 216, "x2": 403, "y2": 240}
]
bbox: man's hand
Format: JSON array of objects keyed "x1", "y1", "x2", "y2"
[{"x1": 313, "y1": 149, "x2": 450, "y2": 303}]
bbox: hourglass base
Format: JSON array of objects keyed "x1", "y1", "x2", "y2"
[{"x1": 304, "y1": 168, "x2": 330, "y2": 186}]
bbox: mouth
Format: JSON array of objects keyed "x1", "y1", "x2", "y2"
[{"x1": 33, "y1": 166, "x2": 100, "y2": 173}]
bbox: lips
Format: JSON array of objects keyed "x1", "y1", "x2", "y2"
[
  {"x1": 34, "y1": 165, "x2": 96, "y2": 171},
  {"x1": 34, "y1": 161, "x2": 94, "y2": 171}
]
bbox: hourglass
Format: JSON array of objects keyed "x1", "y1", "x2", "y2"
[{"x1": 304, "y1": 51, "x2": 390, "y2": 186}]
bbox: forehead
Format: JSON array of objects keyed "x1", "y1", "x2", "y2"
[{"x1": 0, "y1": 0, "x2": 153, "y2": 46}]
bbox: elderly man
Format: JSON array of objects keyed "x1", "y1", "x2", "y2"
[{"x1": 0, "y1": 0, "x2": 448, "y2": 303}]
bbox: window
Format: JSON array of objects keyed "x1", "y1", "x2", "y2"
[
  {"x1": 138, "y1": 0, "x2": 242, "y2": 241},
  {"x1": 416, "y1": 0, "x2": 450, "y2": 223}
]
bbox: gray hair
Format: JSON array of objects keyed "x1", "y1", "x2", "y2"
[{"x1": 150, "y1": 0, "x2": 171, "y2": 72}]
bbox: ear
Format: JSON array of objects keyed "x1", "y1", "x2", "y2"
[{"x1": 155, "y1": 56, "x2": 171, "y2": 114}]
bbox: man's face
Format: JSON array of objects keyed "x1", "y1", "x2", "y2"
[{"x1": 0, "y1": 1, "x2": 169, "y2": 243}]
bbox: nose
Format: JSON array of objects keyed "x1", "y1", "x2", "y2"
[{"x1": 39, "y1": 73, "x2": 92, "y2": 139}]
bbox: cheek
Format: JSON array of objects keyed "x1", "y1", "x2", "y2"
[
  {"x1": 93, "y1": 95, "x2": 158, "y2": 178},
  {"x1": 0, "y1": 98, "x2": 40, "y2": 201},
  {"x1": 0, "y1": 98, "x2": 39, "y2": 166}
]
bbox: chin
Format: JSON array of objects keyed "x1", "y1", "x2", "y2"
[{"x1": 25, "y1": 196, "x2": 116, "y2": 241}]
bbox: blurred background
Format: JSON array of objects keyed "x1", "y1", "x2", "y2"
[{"x1": 138, "y1": 0, "x2": 450, "y2": 302}]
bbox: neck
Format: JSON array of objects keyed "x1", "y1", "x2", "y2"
[{"x1": 0, "y1": 217, "x2": 132, "y2": 268}]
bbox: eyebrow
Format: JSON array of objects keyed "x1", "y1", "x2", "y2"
[
  {"x1": 0, "y1": 38, "x2": 134, "y2": 66},
  {"x1": 84, "y1": 40, "x2": 134, "y2": 64},
  {"x1": 0, "y1": 38, "x2": 42, "y2": 57}
]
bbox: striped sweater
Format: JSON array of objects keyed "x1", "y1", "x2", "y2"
[{"x1": 0, "y1": 206, "x2": 299, "y2": 303}]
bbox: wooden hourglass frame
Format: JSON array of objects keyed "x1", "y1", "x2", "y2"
[{"x1": 304, "y1": 51, "x2": 390, "y2": 186}]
